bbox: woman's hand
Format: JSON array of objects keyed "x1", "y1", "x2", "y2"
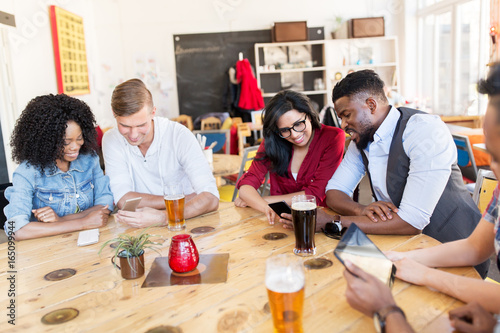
[
  {"x1": 115, "y1": 207, "x2": 166, "y2": 228},
  {"x1": 32, "y1": 207, "x2": 60, "y2": 223},
  {"x1": 384, "y1": 251, "x2": 410, "y2": 262},
  {"x1": 278, "y1": 212, "x2": 293, "y2": 229},
  {"x1": 234, "y1": 197, "x2": 248, "y2": 208},
  {"x1": 393, "y1": 257, "x2": 431, "y2": 286},
  {"x1": 83, "y1": 205, "x2": 110, "y2": 229},
  {"x1": 264, "y1": 206, "x2": 277, "y2": 225},
  {"x1": 358, "y1": 201, "x2": 398, "y2": 222}
]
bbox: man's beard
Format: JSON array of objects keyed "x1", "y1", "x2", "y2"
[{"x1": 355, "y1": 127, "x2": 375, "y2": 150}]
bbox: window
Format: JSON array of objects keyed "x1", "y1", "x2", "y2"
[{"x1": 417, "y1": 0, "x2": 489, "y2": 116}]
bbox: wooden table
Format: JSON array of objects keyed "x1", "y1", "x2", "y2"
[{"x1": 0, "y1": 203, "x2": 480, "y2": 332}]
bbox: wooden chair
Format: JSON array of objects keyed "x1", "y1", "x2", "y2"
[
  {"x1": 173, "y1": 114, "x2": 194, "y2": 131},
  {"x1": 219, "y1": 146, "x2": 269, "y2": 202},
  {"x1": 201, "y1": 117, "x2": 221, "y2": 130},
  {"x1": 237, "y1": 123, "x2": 252, "y2": 155},
  {"x1": 453, "y1": 134, "x2": 478, "y2": 183},
  {"x1": 192, "y1": 129, "x2": 230, "y2": 154},
  {"x1": 472, "y1": 169, "x2": 498, "y2": 214}
]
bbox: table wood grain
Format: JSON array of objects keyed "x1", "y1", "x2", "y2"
[{"x1": 0, "y1": 203, "x2": 479, "y2": 332}]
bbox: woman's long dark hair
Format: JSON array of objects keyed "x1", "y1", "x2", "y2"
[{"x1": 260, "y1": 90, "x2": 321, "y2": 177}]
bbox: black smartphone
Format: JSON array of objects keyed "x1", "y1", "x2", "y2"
[{"x1": 268, "y1": 201, "x2": 292, "y2": 216}]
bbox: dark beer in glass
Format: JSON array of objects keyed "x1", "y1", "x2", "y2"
[{"x1": 291, "y1": 195, "x2": 316, "y2": 256}]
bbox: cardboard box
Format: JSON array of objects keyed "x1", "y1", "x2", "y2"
[
  {"x1": 273, "y1": 21, "x2": 308, "y2": 42},
  {"x1": 348, "y1": 17, "x2": 384, "y2": 38}
]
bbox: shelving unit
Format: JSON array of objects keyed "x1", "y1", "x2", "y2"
[{"x1": 254, "y1": 36, "x2": 400, "y2": 110}]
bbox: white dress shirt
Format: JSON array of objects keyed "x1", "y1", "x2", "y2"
[
  {"x1": 326, "y1": 107, "x2": 456, "y2": 230},
  {"x1": 102, "y1": 117, "x2": 219, "y2": 203}
]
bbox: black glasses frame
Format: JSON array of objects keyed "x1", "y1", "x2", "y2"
[{"x1": 277, "y1": 115, "x2": 307, "y2": 139}]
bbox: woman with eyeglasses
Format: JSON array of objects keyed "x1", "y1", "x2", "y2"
[{"x1": 235, "y1": 90, "x2": 345, "y2": 224}]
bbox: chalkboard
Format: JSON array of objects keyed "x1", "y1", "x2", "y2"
[
  {"x1": 0, "y1": 119, "x2": 9, "y2": 183},
  {"x1": 174, "y1": 28, "x2": 324, "y2": 120}
]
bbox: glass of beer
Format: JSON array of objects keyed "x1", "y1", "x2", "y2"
[
  {"x1": 164, "y1": 184, "x2": 186, "y2": 231},
  {"x1": 266, "y1": 254, "x2": 305, "y2": 333},
  {"x1": 291, "y1": 195, "x2": 317, "y2": 256}
]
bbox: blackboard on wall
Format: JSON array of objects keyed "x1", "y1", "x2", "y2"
[
  {"x1": 174, "y1": 28, "x2": 324, "y2": 120},
  {"x1": 0, "y1": 120, "x2": 9, "y2": 183}
]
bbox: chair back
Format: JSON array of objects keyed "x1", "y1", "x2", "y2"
[
  {"x1": 201, "y1": 117, "x2": 221, "y2": 130},
  {"x1": 173, "y1": 114, "x2": 194, "y2": 131},
  {"x1": 231, "y1": 146, "x2": 267, "y2": 201},
  {"x1": 0, "y1": 183, "x2": 12, "y2": 229},
  {"x1": 453, "y1": 134, "x2": 478, "y2": 182},
  {"x1": 192, "y1": 129, "x2": 230, "y2": 154},
  {"x1": 237, "y1": 123, "x2": 252, "y2": 155},
  {"x1": 472, "y1": 169, "x2": 498, "y2": 214}
]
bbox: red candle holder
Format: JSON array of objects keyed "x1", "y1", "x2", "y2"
[{"x1": 168, "y1": 234, "x2": 199, "y2": 273}]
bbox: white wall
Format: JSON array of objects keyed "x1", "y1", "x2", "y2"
[{"x1": 4, "y1": 0, "x2": 408, "y2": 130}]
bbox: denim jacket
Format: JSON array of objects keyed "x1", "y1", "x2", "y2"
[{"x1": 4, "y1": 154, "x2": 114, "y2": 232}]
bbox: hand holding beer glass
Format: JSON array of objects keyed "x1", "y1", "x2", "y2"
[
  {"x1": 291, "y1": 195, "x2": 317, "y2": 256},
  {"x1": 266, "y1": 254, "x2": 305, "y2": 333},
  {"x1": 164, "y1": 184, "x2": 186, "y2": 231}
]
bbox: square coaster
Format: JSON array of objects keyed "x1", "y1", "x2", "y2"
[{"x1": 142, "y1": 253, "x2": 229, "y2": 288}]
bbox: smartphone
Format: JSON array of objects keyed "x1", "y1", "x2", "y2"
[
  {"x1": 268, "y1": 201, "x2": 292, "y2": 216},
  {"x1": 111, "y1": 197, "x2": 142, "y2": 214}
]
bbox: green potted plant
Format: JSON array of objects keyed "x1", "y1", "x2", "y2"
[{"x1": 99, "y1": 228, "x2": 162, "y2": 280}]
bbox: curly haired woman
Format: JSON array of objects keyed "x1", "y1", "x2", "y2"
[{"x1": 4, "y1": 94, "x2": 114, "y2": 240}]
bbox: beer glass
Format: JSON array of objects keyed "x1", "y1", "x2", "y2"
[
  {"x1": 164, "y1": 184, "x2": 186, "y2": 231},
  {"x1": 266, "y1": 254, "x2": 305, "y2": 333},
  {"x1": 291, "y1": 195, "x2": 317, "y2": 256}
]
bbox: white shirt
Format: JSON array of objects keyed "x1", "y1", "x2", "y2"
[
  {"x1": 326, "y1": 107, "x2": 456, "y2": 230},
  {"x1": 102, "y1": 117, "x2": 219, "y2": 203}
]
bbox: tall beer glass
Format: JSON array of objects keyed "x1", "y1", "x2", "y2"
[
  {"x1": 291, "y1": 195, "x2": 316, "y2": 256},
  {"x1": 164, "y1": 184, "x2": 186, "y2": 231},
  {"x1": 266, "y1": 254, "x2": 305, "y2": 333}
]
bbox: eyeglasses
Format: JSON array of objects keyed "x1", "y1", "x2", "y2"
[{"x1": 277, "y1": 115, "x2": 307, "y2": 139}]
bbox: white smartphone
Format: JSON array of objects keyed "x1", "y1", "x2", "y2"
[
  {"x1": 111, "y1": 197, "x2": 142, "y2": 214},
  {"x1": 77, "y1": 228, "x2": 100, "y2": 247}
]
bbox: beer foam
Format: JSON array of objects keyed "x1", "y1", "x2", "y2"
[
  {"x1": 266, "y1": 273, "x2": 304, "y2": 293},
  {"x1": 164, "y1": 194, "x2": 184, "y2": 200},
  {"x1": 291, "y1": 201, "x2": 316, "y2": 211}
]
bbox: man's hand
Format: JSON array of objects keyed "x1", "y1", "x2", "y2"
[
  {"x1": 115, "y1": 207, "x2": 166, "y2": 228},
  {"x1": 449, "y1": 302, "x2": 496, "y2": 333},
  {"x1": 358, "y1": 201, "x2": 398, "y2": 222},
  {"x1": 33, "y1": 207, "x2": 60, "y2": 222},
  {"x1": 344, "y1": 260, "x2": 397, "y2": 317}
]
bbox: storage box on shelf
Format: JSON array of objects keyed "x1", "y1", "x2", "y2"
[{"x1": 254, "y1": 36, "x2": 400, "y2": 111}]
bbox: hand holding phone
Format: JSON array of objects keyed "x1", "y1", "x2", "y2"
[
  {"x1": 111, "y1": 197, "x2": 142, "y2": 214},
  {"x1": 268, "y1": 201, "x2": 292, "y2": 217}
]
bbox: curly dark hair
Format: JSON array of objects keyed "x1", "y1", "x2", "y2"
[{"x1": 10, "y1": 94, "x2": 98, "y2": 174}]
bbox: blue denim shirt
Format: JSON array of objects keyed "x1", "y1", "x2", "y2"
[{"x1": 4, "y1": 154, "x2": 114, "y2": 232}]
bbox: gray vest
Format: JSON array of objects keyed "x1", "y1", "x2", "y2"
[{"x1": 360, "y1": 107, "x2": 488, "y2": 277}]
